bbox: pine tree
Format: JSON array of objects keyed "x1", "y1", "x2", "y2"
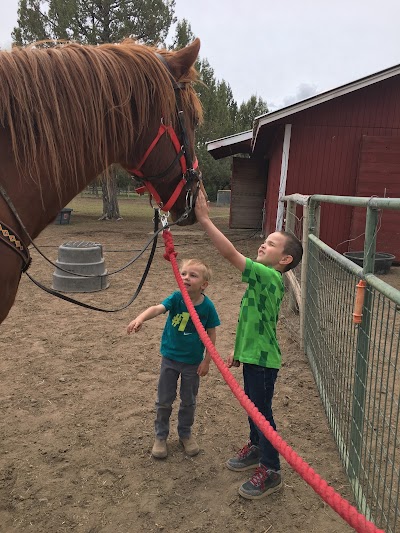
[
  {"x1": 13, "y1": 0, "x2": 176, "y2": 46},
  {"x1": 169, "y1": 20, "x2": 269, "y2": 200},
  {"x1": 234, "y1": 95, "x2": 269, "y2": 132}
]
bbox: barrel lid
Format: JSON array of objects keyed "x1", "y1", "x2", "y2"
[{"x1": 61, "y1": 241, "x2": 102, "y2": 248}]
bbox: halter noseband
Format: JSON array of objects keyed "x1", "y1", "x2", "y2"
[{"x1": 128, "y1": 54, "x2": 201, "y2": 215}]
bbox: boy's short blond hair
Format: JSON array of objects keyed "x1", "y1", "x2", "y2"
[{"x1": 180, "y1": 259, "x2": 212, "y2": 282}]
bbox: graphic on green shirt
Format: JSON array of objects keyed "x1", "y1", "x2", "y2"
[{"x1": 234, "y1": 258, "x2": 284, "y2": 369}]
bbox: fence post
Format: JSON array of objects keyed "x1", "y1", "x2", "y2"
[
  {"x1": 285, "y1": 200, "x2": 296, "y2": 234},
  {"x1": 304, "y1": 197, "x2": 321, "y2": 354},
  {"x1": 300, "y1": 199, "x2": 318, "y2": 350},
  {"x1": 348, "y1": 205, "x2": 377, "y2": 489},
  {"x1": 284, "y1": 200, "x2": 298, "y2": 314}
]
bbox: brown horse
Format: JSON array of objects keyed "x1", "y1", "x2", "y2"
[{"x1": 0, "y1": 38, "x2": 204, "y2": 325}]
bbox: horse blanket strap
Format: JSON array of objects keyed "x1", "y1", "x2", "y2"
[{"x1": 0, "y1": 220, "x2": 31, "y2": 272}]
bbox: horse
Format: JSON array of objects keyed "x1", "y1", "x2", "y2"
[{"x1": 0, "y1": 38, "x2": 204, "y2": 325}]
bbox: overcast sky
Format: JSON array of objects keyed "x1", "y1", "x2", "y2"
[{"x1": 2, "y1": 0, "x2": 400, "y2": 110}]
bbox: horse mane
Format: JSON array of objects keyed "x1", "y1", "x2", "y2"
[{"x1": 0, "y1": 39, "x2": 202, "y2": 194}]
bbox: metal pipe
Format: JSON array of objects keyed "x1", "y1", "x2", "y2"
[
  {"x1": 282, "y1": 193, "x2": 310, "y2": 206},
  {"x1": 310, "y1": 194, "x2": 400, "y2": 210}
]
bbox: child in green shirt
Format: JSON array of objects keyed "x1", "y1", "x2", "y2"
[{"x1": 195, "y1": 191, "x2": 302, "y2": 499}]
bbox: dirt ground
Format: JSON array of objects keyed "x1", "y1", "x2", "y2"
[{"x1": 1, "y1": 199, "x2": 362, "y2": 533}]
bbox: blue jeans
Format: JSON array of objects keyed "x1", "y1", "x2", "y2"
[
  {"x1": 155, "y1": 357, "x2": 200, "y2": 440},
  {"x1": 243, "y1": 363, "x2": 280, "y2": 471}
]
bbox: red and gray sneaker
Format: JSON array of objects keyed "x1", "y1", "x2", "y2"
[
  {"x1": 226, "y1": 442, "x2": 261, "y2": 471},
  {"x1": 238, "y1": 465, "x2": 282, "y2": 499}
]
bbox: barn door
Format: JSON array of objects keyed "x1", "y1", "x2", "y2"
[
  {"x1": 350, "y1": 135, "x2": 400, "y2": 258},
  {"x1": 230, "y1": 157, "x2": 268, "y2": 229}
]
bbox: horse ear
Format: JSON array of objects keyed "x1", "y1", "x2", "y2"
[{"x1": 168, "y1": 38, "x2": 201, "y2": 80}]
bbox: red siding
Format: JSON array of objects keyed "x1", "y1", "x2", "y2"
[
  {"x1": 261, "y1": 75, "x2": 400, "y2": 254},
  {"x1": 350, "y1": 136, "x2": 400, "y2": 259}
]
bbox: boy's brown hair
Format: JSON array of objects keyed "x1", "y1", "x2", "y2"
[
  {"x1": 180, "y1": 259, "x2": 212, "y2": 282},
  {"x1": 280, "y1": 231, "x2": 303, "y2": 272}
]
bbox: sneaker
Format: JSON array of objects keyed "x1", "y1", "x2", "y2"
[
  {"x1": 179, "y1": 435, "x2": 200, "y2": 456},
  {"x1": 152, "y1": 438, "x2": 167, "y2": 459},
  {"x1": 226, "y1": 442, "x2": 261, "y2": 471},
  {"x1": 238, "y1": 465, "x2": 282, "y2": 500}
]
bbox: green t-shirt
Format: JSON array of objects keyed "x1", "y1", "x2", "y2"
[{"x1": 234, "y1": 258, "x2": 284, "y2": 369}]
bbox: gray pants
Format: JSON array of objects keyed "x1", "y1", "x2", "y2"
[{"x1": 155, "y1": 357, "x2": 200, "y2": 440}]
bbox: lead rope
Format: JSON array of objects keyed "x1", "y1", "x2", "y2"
[{"x1": 162, "y1": 227, "x2": 384, "y2": 533}]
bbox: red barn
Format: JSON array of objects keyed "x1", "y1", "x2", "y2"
[{"x1": 207, "y1": 65, "x2": 400, "y2": 260}]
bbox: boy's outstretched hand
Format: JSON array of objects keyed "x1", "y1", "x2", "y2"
[
  {"x1": 127, "y1": 318, "x2": 143, "y2": 334},
  {"x1": 194, "y1": 189, "x2": 210, "y2": 222}
]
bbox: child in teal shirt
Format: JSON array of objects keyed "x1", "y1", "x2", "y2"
[{"x1": 127, "y1": 258, "x2": 220, "y2": 459}]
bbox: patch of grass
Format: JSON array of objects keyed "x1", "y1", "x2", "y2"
[
  {"x1": 66, "y1": 195, "x2": 230, "y2": 222},
  {"x1": 66, "y1": 195, "x2": 156, "y2": 219}
]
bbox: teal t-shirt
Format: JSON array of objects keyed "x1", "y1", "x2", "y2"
[
  {"x1": 234, "y1": 258, "x2": 284, "y2": 368},
  {"x1": 161, "y1": 291, "x2": 220, "y2": 365}
]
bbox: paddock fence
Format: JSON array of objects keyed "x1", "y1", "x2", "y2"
[{"x1": 281, "y1": 194, "x2": 400, "y2": 533}]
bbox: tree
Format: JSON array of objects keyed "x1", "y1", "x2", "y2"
[
  {"x1": 234, "y1": 95, "x2": 269, "y2": 132},
  {"x1": 195, "y1": 69, "x2": 236, "y2": 199},
  {"x1": 169, "y1": 19, "x2": 269, "y2": 201},
  {"x1": 13, "y1": 0, "x2": 176, "y2": 46},
  {"x1": 169, "y1": 18, "x2": 195, "y2": 51},
  {"x1": 100, "y1": 167, "x2": 122, "y2": 220},
  {"x1": 196, "y1": 84, "x2": 269, "y2": 199},
  {"x1": 13, "y1": 0, "x2": 176, "y2": 220},
  {"x1": 12, "y1": 0, "x2": 48, "y2": 45}
]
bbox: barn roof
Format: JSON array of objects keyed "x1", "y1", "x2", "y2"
[
  {"x1": 205, "y1": 130, "x2": 252, "y2": 160},
  {"x1": 207, "y1": 62, "x2": 400, "y2": 160}
]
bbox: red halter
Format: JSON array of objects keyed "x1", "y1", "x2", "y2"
[{"x1": 129, "y1": 123, "x2": 198, "y2": 212}]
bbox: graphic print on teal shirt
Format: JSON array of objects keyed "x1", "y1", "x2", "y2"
[
  {"x1": 160, "y1": 291, "x2": 220, "y2": 364},
  {"x1": 234, "y1": 258, "x2": 284, "y2": 368}
]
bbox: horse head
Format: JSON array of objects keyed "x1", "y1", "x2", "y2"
[
  {"x1": 125, "y1": 39, "x2": 205, "y2": 225},
  {"x1": 0, "y1": 38, "x2": 205, "y2": 324}
]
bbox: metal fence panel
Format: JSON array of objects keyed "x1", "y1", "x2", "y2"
[{"x1": 282, "y1": 194, "x2": 400, "y2": 532}]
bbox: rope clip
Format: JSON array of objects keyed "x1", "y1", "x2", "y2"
[{"x1": 160, "y1": 210, "x2": 170, "y2": 229}]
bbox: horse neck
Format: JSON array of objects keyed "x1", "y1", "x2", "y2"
[{"x1": 0, "y1": 127, "x2": 104, "y2": 241}]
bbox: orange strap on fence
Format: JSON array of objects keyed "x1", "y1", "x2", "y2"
[
  {"x1": 353, "y1": 280, "x2": 367, "y2": 324},
  {"x1": 163, "y1": 228, "x2": 384, "y2": 533}
]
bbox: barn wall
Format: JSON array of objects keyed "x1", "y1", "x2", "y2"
[
  {"x1": 350, "y1": 136, "x2": 400, "y2": 259},
  {"x1": 261, "y1": 75, "x2": 400, "y2": 252},
  {"x1": 230, "y1": 157, "x2": 268, "y2": 229}
]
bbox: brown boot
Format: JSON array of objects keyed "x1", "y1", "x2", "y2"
[
  {"x1": 180, "y1": 435, "x2": 200, "y2": 456},
  {"x1": 152, "y1": 438, "x2": 167, "y2": 459}
]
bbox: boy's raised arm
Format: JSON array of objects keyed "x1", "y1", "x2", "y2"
[
  {"x1": 127, "y1": 304, "x2": 166, "y2": 334},
  {"x1": 195, "y1": 191, "x2": 246, "y2": 272}
]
